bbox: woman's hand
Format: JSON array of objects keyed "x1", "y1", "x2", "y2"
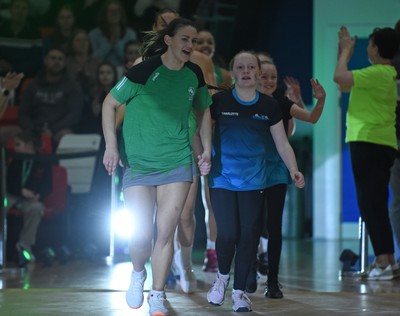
[
  {"x1": 338, "y1": 26, "x2": 356, "y2": 60},
  {"x1": 2, "y1": 72, "x2": 24, "y2": 90},
  {"x1": 197, "y1": 152, "x2": 211, "y2": 176},
  {"x1": 103, "y1": 146, "x2": 120, "y2": 175}
]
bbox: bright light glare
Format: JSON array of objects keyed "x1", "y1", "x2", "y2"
[{"x1": 113, "y1": 208, "x2": 133, "y2": 239}]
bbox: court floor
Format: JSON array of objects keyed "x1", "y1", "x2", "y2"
[{"x1": 1, "y1": 239, "x2": 400, "y2": 315}]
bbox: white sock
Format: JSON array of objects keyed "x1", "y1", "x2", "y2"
[
  {"x1": 260, "y1": 237, "x2": 268, "y2": 253},
  {"x1": 150, "y1": 289, "x2": 164, "y2": 296},
  {"x1": 232, "y1": 288, "x2": 244, "y2": 295},
  {"x1": 133, "y1": 268, "x2": 145, "y2": 279},
  {"x1": 207, "y1": 239, "x2": 216, "y2": 250},
  {"x1": 180, "y1": 245, "x2": 193, "y2": 271},
  {"x1": 218, "y1": 272, "x2": 229, "y2": 280}
]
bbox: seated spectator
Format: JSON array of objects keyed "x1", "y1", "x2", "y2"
[
  {"x1": 6, "y1": 129, "x2": 52, "y2": 262},
  {"x1": 65, "y1": 29, "x2": 102, "y2": 94},
  {"x1": 79, "y1": 61, "x2": 118, "y2": 134},
  {"x1": 88, "y1": 0, "x2": 138, "y2": 67},
  {"x1": 116, "y1": 39, "x2": 140, "y2": 78},
  {"x1": 19, "y1": 48, "x2": 84, "y2": 147},
  {"x1": 0, "y1": 0, "x2": 43, "y2": 77},
  {"x1": 43, "y1": 4, "x2": 78, "y2": 53}
]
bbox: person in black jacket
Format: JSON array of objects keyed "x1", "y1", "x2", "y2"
[
  {"x1": 6, "y1": 130, "x2": 52, "y2": 260},
  {"x1": 18, "y1": 48, "x2": 84, "y2": 147}
]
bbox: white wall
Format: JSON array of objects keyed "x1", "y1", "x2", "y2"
[{"x1": 313, "y1": 0, "x2": 400, "y2": 239}]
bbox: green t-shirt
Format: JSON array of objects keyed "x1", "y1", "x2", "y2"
[
  {"x1": 188, "y1": 110, "x2": 197, "y2": 143},
  {"x1": 111, "y1": 56, "x2": 211, "y2": 174},
  {"x1": 346, "y1": 64, "x2": 398, "y2": 149}
]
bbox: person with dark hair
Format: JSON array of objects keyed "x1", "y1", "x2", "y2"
[
  {"x1": 195, "y1": 29, "x2": 231, "y2": 88},
  {"x1": 19, "y1": 48, "x2": 84, "y2": 147},
  {"x1": 88, "y1": 0, "x2": 138, "y2": 66},
  {"x1": 126, "y1": 8, "x2": 217, "y2": 295},
  {"x1": 102, "y1": 17, "x2": 212, "y2": 315},
  {"x1": 6, "y1": 129, "x2": 52, "y2": 261},
  {"x1": 43, "y1": 4, "x2": 78, "y2": 53},
  {"x1": 334, "y1": 26, "x2": 400, "y2": 280},
  {"x1": 84, "y1": 61, "x2": 118, "y2": 134},
  {"x1": 65, "y1": 29, "x2": 102, "y2": 93},
  {"x1": 206, "y1": 51, "x2": 304, "y2": 312},
  {"x1": 152, "y1": 7, "x2": 179, "y2": 31},
  {"x1": 116, "y1": 39, "x2": 140, "y2": 78}
]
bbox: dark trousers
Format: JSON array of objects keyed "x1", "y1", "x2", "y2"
[
  {"x1": 210, "y1": 188, "x2": 265, "y2": 291},
  {"x1": 349, "y1": 141, "x2": 396, "y2": 256},
  {"x1": 260, "y1": 184, "x2": 287, "y2": 281}
]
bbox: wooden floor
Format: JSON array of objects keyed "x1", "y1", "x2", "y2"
[{"x1": 1, "y1": 239, "x2": 400, "y2": 315}]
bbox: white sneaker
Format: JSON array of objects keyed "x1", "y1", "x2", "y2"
[
  {"x1": 180, "y1": 269, "x2": 197, "y2": 293},
  {"x1": 147, "y1": 291, "x2": 168, "y2": 316},
  {"x1": 232, "y1": 289, "x2": 252, "y2": 312},
  {"x1": 207, "y1": 273, "x2": 229, "y2": 305},
  {"x1": 126, "y1": 269, "x2": 147, "y2": 308},
  {"x1": 366, "y1": 264, "x2": 394, "y2": 281}
]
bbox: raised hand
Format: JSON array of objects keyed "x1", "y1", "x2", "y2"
[
  {"x1": 338, "y1": 26, "x2": 356, "y2": 59},
  {"x1": 310, "y1": 79, "x2": 326, "y2": 101},
  {"x1": 284, "y1": 76, "x2": 302, "y2": 104}
]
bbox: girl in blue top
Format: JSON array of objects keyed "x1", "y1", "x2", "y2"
[{"x1": 206, "y1": 51, "x2": 304, "y2": 313}]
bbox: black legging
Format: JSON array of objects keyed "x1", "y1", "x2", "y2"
[
  {"x1": 210, "y1": 188, "x2": 265, "y2": 291},
  {"x1": 349, "y1": 141, "x2": 396, "y2": 256},
  {"x1": 260, "y1": 184, "x2": 287, "y2": 282}
]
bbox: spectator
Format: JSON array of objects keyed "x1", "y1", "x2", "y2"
[
  {"x1": 19, "y1": 48, "x2": 84, "y2": 147},
  {"x1": 0, "y1": 0, "x2": 42, "y2": 77},
  {"x1": 65, "y1": 29, "x2": 102, "y2": 94},
  {"x1": 43, "y1": 4, "x2": 78, "y2": 53},
  {"x1": 88, "y1": 0, "x2": 138, "y2": 67},
  {"x1": 6, "y1": 129, "x2": 52, "y2": 261},
  {"x1": 81, "y1": 61, "x2": 118, "y2": 134},
  {"x1": 116, "y1": 39, "x2": 140, "y2": 78}
]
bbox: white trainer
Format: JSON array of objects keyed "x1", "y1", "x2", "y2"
[
  {"x1": 147, "y1": 291, "x2": 168, "y2": 316},
  {"x1": 232, "y1": 289, "x2": 252, "y2": 312},
  {"x1": 126, "y1": 269, "x2": 147, "y2": 309},
  {"x1": 207, "y1": 273, "x2": 230, "y2": 305}
]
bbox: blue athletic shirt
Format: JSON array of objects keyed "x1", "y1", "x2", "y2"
[
  {"x1": 264, "y1": 88, "x2": 295, "y2": 187},
  {"x1": 208, "y1": 88, "x2": 282, "y2": 191}
]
